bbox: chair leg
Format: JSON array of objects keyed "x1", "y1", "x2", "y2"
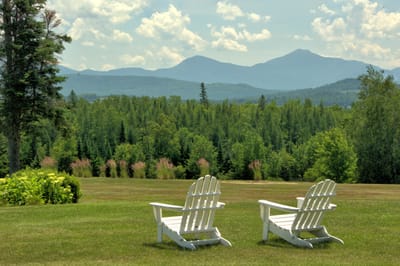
[
  {"x1": 262, "y1": 222, "x2": 270, "y2": 241},
  {"x1": 156, "y1": 224, "x2": 163, "y2": 243},
  {"x1": 311, "y1": 227, "x2": 344, "y2": 245},
  {"x1": 212, "y1": 228, "x2": 232, "y2": 247},
  {"x1": 270, "y1": 226, "x2": 313, "y2": 248},
  {"x1": 162, "y1": 225, "x2": 196, "y2": 250}
]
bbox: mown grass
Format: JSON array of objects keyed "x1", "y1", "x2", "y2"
[{"x1": 1, "y1": 178, "x2": 399, "y2": 265}]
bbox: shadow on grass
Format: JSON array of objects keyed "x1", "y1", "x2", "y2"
[
  {"x1": 143, "y1": 241, "x2": 222, "y2": 251},
  {"x1": 257, "y1": 239, "x2": 333, "y2": 249}
]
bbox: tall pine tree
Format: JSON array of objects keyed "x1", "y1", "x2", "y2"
[{"x1": 0, "y1": 0, "x2": 71, "y2": 173}]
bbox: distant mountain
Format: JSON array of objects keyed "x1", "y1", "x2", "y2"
[
  {"x1": 59, "y1": 65, "x2": 77, "y2": 75},
  {"x1": 60, "y1": 74, "x2": 275, "y2": 101},
  {"x1": 58, "y1": 49, "x2": 400, "y2": 105},
  {"x1": 269, "y1": 78, "x2": 361, "y2": 107},
  {"x1": 247, "y1": 49, "x2": 368, "y2": 90},
  {"x1": 60, "y1": 49, "x2": 399, "y2": 91},
  {"x1": 390, "y1": 67, "x2": 400, "y2": 79}
]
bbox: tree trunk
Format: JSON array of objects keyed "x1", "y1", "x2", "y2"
[{"x1": 7, "y1": 129, "x2": 21, "y2": 174}]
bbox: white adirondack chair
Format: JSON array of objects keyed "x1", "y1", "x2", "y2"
[
  {"x1": 150, "y1": 175, "x2": 232, "y2": 250},
  {"x1": 258, "y1": 179, "x2": 344, "y2": 248}
]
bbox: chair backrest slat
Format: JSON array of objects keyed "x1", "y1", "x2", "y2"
[
  {"x1": 292, "y1": 179, "x2": 336, "y2": 231},
  {"x1": 180, "y1": 175, "x2": 221, "y2": 234}
]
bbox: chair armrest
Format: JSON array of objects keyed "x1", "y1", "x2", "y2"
[
  {"x1": 258, "y1": 200, "x2": 298, "y2": 212},
  {"x1": 149, "y1": 202, "x2": 183, "y2": 223},
  {"x1": 217, "y1": 202, "x2": 226, "y2": 208},
  {"x1": 149, "y1": 202, "x2": 183, "y2": 211},
  {"x1": 296, "y1": 197, "x2": 304, "y2": 208}
]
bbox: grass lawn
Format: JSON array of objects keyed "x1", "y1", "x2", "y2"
[{"x1": 1, "y1": 178, "x2": 399, "y2": 265}]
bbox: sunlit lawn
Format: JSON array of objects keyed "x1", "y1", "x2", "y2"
[{"x1": 1, "y1": 178, "x2": 399, "y2": 265}]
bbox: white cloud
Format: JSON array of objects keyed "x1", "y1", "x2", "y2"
[
  {"x1": 68, "y1": 18, "x2": 85, "y2": 40},
  {"x1": 101, "y1": 64, "x2": 115, "y2": 71},
  {"x1": 212, "y1": 38, "x2": 247, "y2": 52},
  {"x1": 158, "y1": 46, "x2": 184, "y2": 65},
  {"x1": 247, "y1": 13, "x2": 261, "y2": 22},
  {"x1": 47, "y1": 0, "x2": 148, "y2": 24},
  {"x1": 82, "y1": 41, "x2": 95, "y2": 47},
  {"x1": 293, "y1": 34, "x2": 312, "y2": 41},
  {"x1": 120, "y1": 54, "x2": 145, "y2": 65},
  {"x1": 312, "y1": 0, "x2": 400, "y2": 68},
  {"x1": 264, "y1": 16, "x2": 272, "y2": 22},
  {"x1": 216, "y1": 1, "x2": 244, "y2": 20},
  {"x1": 136, "y1": 5, "x2": 206, "y2": 51},
  {"x1": 318, "y1": 4, "x2": 335, "y2": 16},
  {"x1": 210, "y1": 26, "x2": 271, "y2": 52},
  {"x1": 216, "y1": 1, "x2": 271, "y2": 24},
  {"x1": 48, "y1": 0, "x2": 146, "y2": 47},
  {"x1": 112, "y1": 30, "x2": 133, "y2": 43},
  {"x1": 242, "y1": 29, "x2": 271, "y2": 42},
  {"x1": 312, "y1": 17, "x2": 346, "y2": 42}
]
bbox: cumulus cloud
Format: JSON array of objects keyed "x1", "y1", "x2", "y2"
[
  {"x1": 216, "y1": 1, "x2": 244, "y2": 20},
  {"x1": 136, "y1": 5, "x2": 206, "y2": 51},
  {"x1": 312, "y1": 17, "x2": 346, "y2": 42},
  {"x1": 247, "y1": 13, "x2": 261, "y2": 22},
  {"x1": 101, "y1": 64, "x2": 115, "y2": 71},
  {"x1": 293, "y1": 34, "x2": 312, "y2": 41},
  {"x1": 47, "y1": 0, "x2": 148, "y2": 24},
  {"x1": 216, "y1": 1, "x2": 271, "y2": 23},
  {"x1": 47, "y1": 0, "x2": 146, "y2": 46},
  {"x1": 158, "y1": 46, "x2": 184, "y2": 65},
  {"x1": 112, "y1": 30, "x2": 133, "y2": 43},
  {"x1": 210, "y1": 26, "x2": 271, "y2": 52},
  {"x1": 242, "y1": 29, "x2": 271, "y2": 42},
  {"x1": 318, "y1": 4, "x2": 335, "y2": 16},
  {"x1": 312, "y1": 0, "x2": 400, "y2": 67},
  {"x1": 120, "y1": 54, "x2": 145, "y2": 65}
]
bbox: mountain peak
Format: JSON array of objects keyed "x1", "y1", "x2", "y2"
[
  {"x1": 284, "y1": 49, "x2": 322, "y2": 60},
  {"x1": 290, "y1": 48, "x2": 315, "y2": 55}
]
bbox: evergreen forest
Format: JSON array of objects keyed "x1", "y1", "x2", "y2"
[{"x1": 1, "y1": 67, "x2": 399, "y2": 184}]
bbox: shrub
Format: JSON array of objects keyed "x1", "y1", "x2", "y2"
[
  {"x1": 249, "y1": 160, "x2": 262, "y2": 180},
  {"x1": 156, "y1": 158, "x2": 175, "y2": 179},
  {"x1": 70, "y1": 158, "x2": 92, "y2": 177},
  {"x1": 0, "y1": 169, "x2": 81, "y2": 206},
  {"x1": 40, "y1": 156, "x2": 57, "y2": 170},
  {"x1": 197, "y1": 158, "x2": 210, "y2": 177},
  {"x1": 131, "y1": 161, "x2": 146, "y2": 179},
  {"x1": 107, "y1": 159, "x2": 118, "y2": 178},
  {"x1": 119, "y1": 160, "x2": 128, "y2": 178}
]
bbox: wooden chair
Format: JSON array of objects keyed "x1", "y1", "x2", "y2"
[
  {"x1": 258, "y1": 179, "x2": 344, "y2": 248},
  {"x1": 150, "y1": 175, "x2": 231, "y2": 250}
]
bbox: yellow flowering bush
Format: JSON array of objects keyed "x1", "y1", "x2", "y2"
[{"x1": 0, "y1": 169, "x2": 81, "y2": 206}]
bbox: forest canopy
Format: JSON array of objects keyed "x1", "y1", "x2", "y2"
[{"x1": 1, "y1": 66, "x2": 398, "y2": 184}]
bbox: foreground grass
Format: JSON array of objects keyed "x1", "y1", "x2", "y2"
[{"x1": 1, "y1": 178, "x2": 399, "y2": 265}]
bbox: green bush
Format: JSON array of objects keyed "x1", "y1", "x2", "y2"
[{"x1": 0, "y1": 169, "x2": 82, "y2": 206}]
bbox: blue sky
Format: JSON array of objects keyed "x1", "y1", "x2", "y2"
[{"x1": 47, "y1": 0, "x2": 400, "y2": 71}]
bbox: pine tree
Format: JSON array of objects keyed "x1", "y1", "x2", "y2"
[
  {"x1": 200, "y1": 82, "x2": 209, "y2": 107},
  {"x1": 0, "y1": 1, "x2": 71, "y2": 173}
]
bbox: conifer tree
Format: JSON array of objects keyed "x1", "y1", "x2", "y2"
[
  {"x1": 0, "y1": 0, "x2": 71, "y2": 173},
  {"x1": 200, "y1": 82, "x2": 209, "y2": 107}
]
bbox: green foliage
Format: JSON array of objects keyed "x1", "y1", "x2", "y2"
[
  {"x1": 350, "y1": 66, "x2": 400, "y2": 183},
  {"x1": 13, "y1": 74, "x2": 396, "y2": 183},
  {"x1": 0, "y1": 168, "x2": 81, "y2": 206},
  {"x1": 303, "y1": 128, "x2": 357, "y2": 183},
  {"x1": 0, "y1": 2, "x2": 71, "y2": 173}
]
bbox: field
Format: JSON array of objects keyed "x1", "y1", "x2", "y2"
[{"x1": 1, "y1": 178, "x2": 399, "y2": 265}]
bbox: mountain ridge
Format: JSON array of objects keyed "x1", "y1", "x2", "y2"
[{"x1": 59, "y1": 49, "x2": 399, "y2": 91}]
